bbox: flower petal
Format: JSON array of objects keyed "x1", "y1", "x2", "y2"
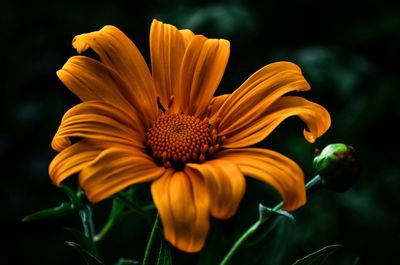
[
  {"x1": 51, "y1": 101, "x2": 144, "y2": 152},
  {"x1": 208, "y1": 94, "x2": 229, "y2": 119},
  {"x1": 80, "y1": 147, "x2": 164, "y2": 203},
  {"x1": 49, "y1": 140, "x2": 104, "y2": 186},
  {"x1": 214, "y1": 62, "x2": 310, "y2": 136},
  {"x1": 150, "y1": 20, "x2": 186, "y2": 110},
  {"x1": 216, "y1": 148, "x2": 306, "y2": 211},
  {"x1": 72, "y1": 25, "x2": 158, "y2": 120},
  {"x1": 151, "y1": 169, "x2": 210, "y2": 252},
  {"x1": 179, "y1": 35, "x2": 230, "y2": 117},
  {"x1": 56, "y1": 56, "x2": 144, "y2": 122},
  {"x1": 180, "y1": 29, "x2": 195, "y2": 47},
  {"x1": 222, "y1": 96, "x2": 331, "y2": 148},
  {"x1": 185, "y1": 159, "x2": 245, "y2": 219}
]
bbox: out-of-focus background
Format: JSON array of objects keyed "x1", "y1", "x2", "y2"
[{"x1": 2, "y1": 0, "x2": 399, "y2": 264}]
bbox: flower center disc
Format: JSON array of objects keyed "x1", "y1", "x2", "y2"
[{"x1": 146, "y1": 114, "x2": 213, "y2": 166}]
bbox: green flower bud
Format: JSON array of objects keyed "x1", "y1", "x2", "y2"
[{"x1": 313, "y1": 143, "x2": 361, "y2": 192}]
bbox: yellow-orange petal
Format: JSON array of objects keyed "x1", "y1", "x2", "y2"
[
  {"x1": 80, "y1": 147, "x2": 164, "y2": 203},
  {"x1": 216, "y1": 148, "x2": 306, "y2": 211},
  {"x1": 151, "y1": 169, "x2": 210, "y2": 252},
  {"x1": 72, "y1": 25, "x2": 158, "y2": 121},
  {"x1": 179, "y1": 29, "x2": 195, "y2": 47},
  {"x1": 179, "y1": 35, "x2": 230, "y2": 117},
  {"x1": 222, "y1": 96, "x2": 331, "y2": 148},
  {"x1": 49, "y1": 140, "x2": 104, "y2": 186},
  {"x1": 185, "y1": 160, "x2": 245, "y2": 219},
  {"x1": 207, "y1": 94, "x2": 230, "y2": 119},
  {"x1": 150, "y1": 20, "x2": 186, "y2": 110},
  {"x1": 56, "y1": 56, "x2": 143, "y2": 121},
  {"x1": 214, "y1": 62, "x2": 310, "y2": 135},
  {"x1": 52, "y1": 101, "x2": 144, "y2": 152}
]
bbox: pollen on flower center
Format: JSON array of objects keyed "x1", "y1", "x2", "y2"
[{"x1": 146, "y1": 114, "x2": 221, "y2": 167}]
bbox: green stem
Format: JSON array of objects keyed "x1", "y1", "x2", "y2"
[
  {"x1": 79, "y1": 205, "x2": 95, "y2": 239},
  {"x1": 93, "y1": 218, "x2": 113, "y2": 242},
  {"x1": 219, "y1": 175, "x2": 322, "y2": 265},
  {"x1": 142, "y1": 214, "x2": 160, "y2": 265}
]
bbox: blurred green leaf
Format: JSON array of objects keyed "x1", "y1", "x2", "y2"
[
  {"x1": 291, "y1": 244, "x2": 342, "y2": 265},
  {"x1": 114, "y1": 258, "x2": 139, "y2": 265},
  {"x1": 156, "y1": 233, "x2": 172, "y2": 265},
  {"x1": 22, "y1": 202, "x2": 74, "y2": 222},
  {"x1": 65, "y1": 241, "x2": 105, "y2": 265},
  {"x1": 65, "y1": 227, "x2": 99, "y2": 258},
  {"x1": 115, "y1": 193, "x2": 151, "y2": 224},
  {"x1": 142, "y1": 215, "x2": 172, "y2": 265}
]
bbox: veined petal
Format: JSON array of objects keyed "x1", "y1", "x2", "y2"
[
  {"x1": 80, "y1": 147, "x2": 164, "y2": 203},
  {"x1": 151, "y1": 169, "x2": 210, "y2": 253},
  {"x1": 180, "y1": 29, "x2": 195, "y2": 47},
  {"x1": 51, "y1": 101, "x2": 144, "y2": 152},
  {"x1": 49, "y1": 140, "x2": 104, "y2": 186},
  {"x1": 214, "y1": 62, "x2": 310, "y2": 135},
  {"x1": 222, "y1": 96, "x2": 331, "y2": 148},
  {"x1": 208, "y1": 94, "x2": 230, "y2": 118},
  {"x1": 185, "y1": 160, "x2": 245, "y2": 219},
  {"x1": 150, "y1": 20, "x2": 186, "y2": 110},
  {"x1": 72, "y1": 25, "x2": 158, "y2": 120},
  {"x1": 56, "y1": 56, "x2": 145, "y2": 123},
  {"x1": 216, "y1": 148, "x2": 306, "y2": 211},
  {"x1": 179, "y1": 35, "x2": 230, "y2": 117}
]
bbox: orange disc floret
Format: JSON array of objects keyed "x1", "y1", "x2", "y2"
[{"x1": 146, "y1": 114, "x2": 219, "y2": 166}]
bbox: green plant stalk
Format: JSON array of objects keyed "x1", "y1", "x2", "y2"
[
  {"x1": 94, "y1": 218, "x2": 114, "y2": 242},
  {"x1": 219, "y1": 175, "x2": 322, "y2": 265},
  {"x1": 79, "y1": 205, "x2": 96, "y2": 239},
  {"x1": 142, "y1": 214, "x2": 160, "y2": 265}
]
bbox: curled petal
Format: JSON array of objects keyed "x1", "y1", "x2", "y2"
[
  {"x1": 185, "y1": 160, "x2": 245, "y2": 219},
  {"x1": 57, "y1": 56, "x2": 140, "y2": 117},
  {"x1": 49, "y1": 140, "x2": 104, "y2": 186},
  {"x1": 72, "y1": 25, "x2": 158, "y2": 120},
  {"x1": 51, "y1": 101, "x2": 144, "y2": 152},
  {"x1": 179, "y1": 35, "x2": 230, "y2": 117},
  {"x1": 222, "y1": 96, "x2": 331, "y2": 148},
  {"x1": 151, "y1": 169, "x2": 210, "y2": 252},
  {"x1": 216, "y1": 148, "x2": 306, "y2": 211},
  {"x1": 214, "y1": 62, "x2": 310, "y2": 136},
  {"x1": 80, "y1": 147, "x2": 164, "y2": 203}
]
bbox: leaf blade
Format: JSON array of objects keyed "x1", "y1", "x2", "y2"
[{"x1": 292, "y1": 244, "x2": 342, "y2": 265}]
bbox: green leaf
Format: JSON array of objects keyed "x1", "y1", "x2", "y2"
[
  {"x1": 114, "y1": 258, "x2": 139, "y2": 265},
  {"x1": 66, "y1": 241, "x2": 105, "y2": 265},
  {"x1": 142, "y1": 215, "x2": 172, "y2": 265},
  {"x1": 291, "y1": 244, "x2": 342, "y2": 265},
  {"x1": 22, "y1": 202, "x2": 74, "y2": 222},
  {"x1": 258, "y1": 203, "x2": 295, "y2": 223},
  {"x1": 156, "y1": 234, "x2": 172, "y2": 265},
  {"x1": 65, "y1": 228, "x2": 99, "y2": 258},
  {"x1": 115, "y1": 193, "x2": 151, "y2": 224}
]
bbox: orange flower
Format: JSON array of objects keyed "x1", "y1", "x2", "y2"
[{"x1": 49, "y1": 19, "x2": 330, "y2": 252}]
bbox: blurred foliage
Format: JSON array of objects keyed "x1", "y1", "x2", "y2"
[{"x1": 2, "y1": 0, "x2": 400, "y2": 264}]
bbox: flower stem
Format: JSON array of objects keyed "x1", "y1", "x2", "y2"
[
  {"x1": 142, "y1": 214, "x2": 160, "y2": 265},
  {"x1": 79, "y1": 205, "x2": 95, "y2": 239},
  {"x1": 219, "y1": 175, "x2": 322, "y2": 265},
  {"x1": 78, "y1": 204, "x2": 99, "y2": 257}
]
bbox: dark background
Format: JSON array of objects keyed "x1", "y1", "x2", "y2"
[{"x1": 2, "y1": 0, "x2": 399, "y2": 264}]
